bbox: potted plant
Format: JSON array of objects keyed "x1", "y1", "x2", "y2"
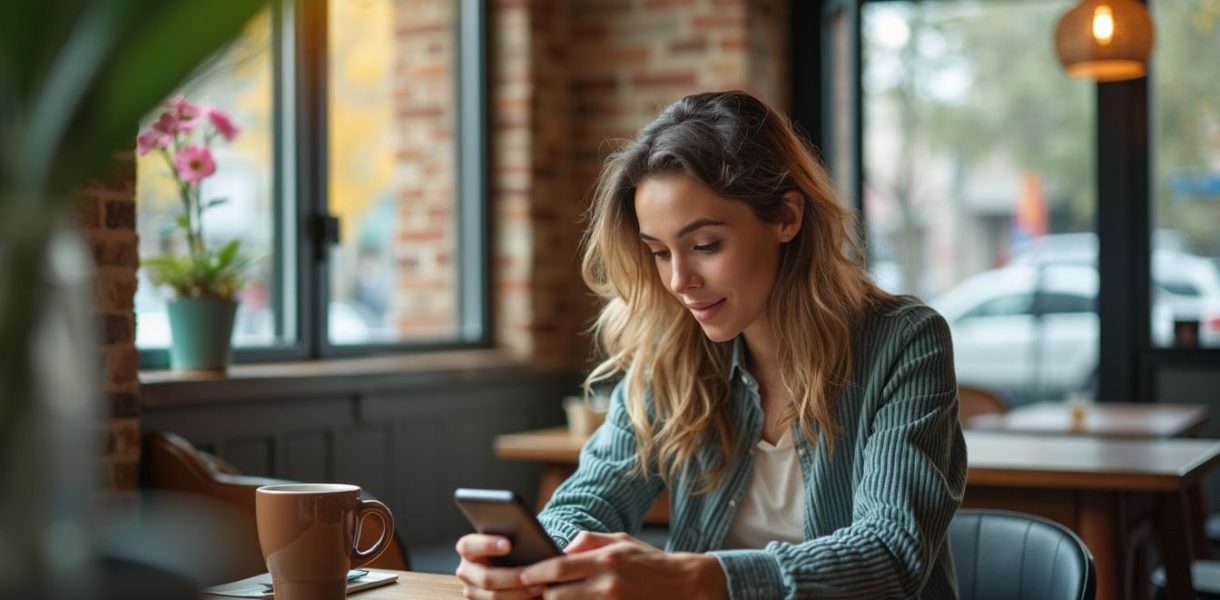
[
  {"x1": 137, "y1": 95, "x2": 254, "y2": 371},
  {"x1": 1, "y1": 1, "x2": 265, "y2": 596}
]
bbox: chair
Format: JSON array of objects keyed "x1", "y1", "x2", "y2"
[
  {"x1": 957, "y1": 385, "x2": 1009, "y2": 424},
  {"x1": 949, "y1": 509, "x2": 1096, "y2": 600},
  {"x1": 141, "y1": 431, "x2": 410, "y2": 580}
]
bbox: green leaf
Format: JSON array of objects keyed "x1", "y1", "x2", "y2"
[
  {"x1": 204, "y1": 197, "x2": 229, "y2": 210},
  {"x1": 216, "y1": 239, "x2": 240, "y2": 267}
]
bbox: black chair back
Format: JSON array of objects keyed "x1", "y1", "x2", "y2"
[{"x1": 949, "y1": 509, "x2": 1096, "y2": 600}]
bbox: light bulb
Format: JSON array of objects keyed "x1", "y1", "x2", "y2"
[{"x1": 1092, "y1": 5, "x2": 1115, "y2": 45}]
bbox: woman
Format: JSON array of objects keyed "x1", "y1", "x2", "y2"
[{"x1": 456, "y1": 91, "x2": 967, "y2": 599}]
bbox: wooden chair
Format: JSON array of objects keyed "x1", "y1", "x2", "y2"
[
  {"x1": 957, "y1": 385, "x2": 1009, "y2": 423},
  {"x1": 142, "y1": 431, "x2": 410, "y2": 579}
]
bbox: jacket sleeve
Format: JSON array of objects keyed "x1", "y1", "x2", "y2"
[
  {"x1": 710, "y1": 309, "x2": 968, "y2": 599},
  {"x1": 537, "y1": 380, "x2": 665, "y2": 548}
]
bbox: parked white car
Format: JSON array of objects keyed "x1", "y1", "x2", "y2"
[
  {"x1": 931, "y1": 263, "x2": 1101, "y2": 405},
  {"x1": 932, "y1": 244, "x2": 1220, "y2": 405}
]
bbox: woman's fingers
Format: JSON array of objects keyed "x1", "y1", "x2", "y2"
[
  {"x1": 519, "y1": 551, "x2": 605, "y2": 587},
  {"x1": 563, "y1": 531, "x2": 622, "y2": 554},
  {"x1": 456, "y1": 534, "x2": 512, "y2": 559}
]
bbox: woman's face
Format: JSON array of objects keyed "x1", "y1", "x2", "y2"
[{"x1": 635, "y1": 173, "x2": 795, "y2": 343}]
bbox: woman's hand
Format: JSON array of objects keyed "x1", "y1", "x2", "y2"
[
  {"x1": 455, "y1": 534, "x2": 547, "y2": 599},
  {"x1": 518, "y1": 532, "x2": 727, "y2": 600}
]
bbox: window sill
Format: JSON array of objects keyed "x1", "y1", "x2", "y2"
[{"x1": 139, "y1": 349, "x2": 558, "y2": 409}]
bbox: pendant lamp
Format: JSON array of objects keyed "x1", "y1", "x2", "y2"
[{"x1": 1054, "y1": 0, "x2": 1155, "y2": 82}]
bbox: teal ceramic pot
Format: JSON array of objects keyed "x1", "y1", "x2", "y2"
[{"x1": 166, "y1": 297, "x2": 238, "y2": 371}]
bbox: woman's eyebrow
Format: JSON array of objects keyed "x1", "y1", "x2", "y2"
[{"x1": 638, "y1": 218, "x2": 727, "y2": 241}]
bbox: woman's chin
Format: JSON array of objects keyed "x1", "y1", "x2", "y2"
[{"x1": 698, "y1": 323, "x2": 739, "y2": 343}]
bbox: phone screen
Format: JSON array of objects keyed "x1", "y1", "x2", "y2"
[{"x1": 454, "y1": 488, "x2": 563, "y2": 567}]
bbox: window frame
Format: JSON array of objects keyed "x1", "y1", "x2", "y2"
[{"x1": 138, "y1": 0, "x2": 489, "y2": 368}]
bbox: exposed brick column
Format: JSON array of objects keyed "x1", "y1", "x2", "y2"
[
  {"x1": 80, "y1": 151, "x2": 141, "y2": 496},
  {"x1": 394, "y1": 0, "x2": 459, "y2": 337},
  {"x1": 489, "y1": 0, "x2": 791, "y2": 369},
  {"x1": 491, "y1": 0, "x2": 542, "y2": 361}
]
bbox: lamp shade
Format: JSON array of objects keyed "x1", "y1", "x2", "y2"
[{"x1": 1054, "y1": 0, "x2": 1155, "y2": 82}]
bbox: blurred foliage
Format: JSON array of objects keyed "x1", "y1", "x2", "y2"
[
  {"x1": 865, "y1": 0, "x2": 1220, "y2": 290},
  {"x1": 0, "y1": 0, "x2": 266, "y2": 437}
]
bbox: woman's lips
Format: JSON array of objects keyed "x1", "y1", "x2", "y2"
[{"x1": 688, "y1": 298, "x2": 726, "y2": 322}]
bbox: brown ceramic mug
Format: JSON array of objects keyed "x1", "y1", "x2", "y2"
[{"x1": 255, "y1": 484, "x2": 394, "y2": 600}]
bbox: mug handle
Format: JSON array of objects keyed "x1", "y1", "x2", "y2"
[{"x1": 350, "y1": 498, "x2": 395, "y2": 568}]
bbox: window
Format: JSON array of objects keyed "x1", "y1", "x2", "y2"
[
  {"x1": 858, "y1": 0, "x2": 1096, "y2": 404},
  {"x1": 135, "y1": 0, "x2": 486, "y2": 365},
  {"x1": 1150, "y1": 0, "x2": 1220, "y2": 349},
  {"x1": 135, "y1": 12, "x2": 280, "y2": 350}
]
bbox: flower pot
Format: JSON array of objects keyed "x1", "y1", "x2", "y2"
[{"x1": 166, "y1": 297, "x2": 238, "y2": 371}]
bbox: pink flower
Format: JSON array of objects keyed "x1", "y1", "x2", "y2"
[
  {"x1": 136, "y1": 112, "x2": 177, "y2": 155},
  {"x1": 168, "y1": 95, "x2": 202, "y2": 131},
  {"x1": 174, "y1": 145, "x2": 216, "y2": 183},
  {"x1": 205, "y1": 107, "x2": 240, "y2": 141}
]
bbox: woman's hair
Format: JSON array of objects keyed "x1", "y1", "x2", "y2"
[{"x1": 581, "y1": 90, "x2": 890, "y2": 489}]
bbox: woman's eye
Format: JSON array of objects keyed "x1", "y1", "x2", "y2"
[
  {"x1": 651, "y1": 249, "x2": 671, "y2": 261},
  {"x1": 694, "y1": 241, "x2": 722, "y2": 253}
]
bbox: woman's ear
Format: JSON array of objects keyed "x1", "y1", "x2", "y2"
[{"x1": 776, "y1": 190, "x2": 804, "y2": 242}]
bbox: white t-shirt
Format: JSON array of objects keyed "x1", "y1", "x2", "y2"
[{"x1": 721, "y1": 429, "x2": 806, "y2": 549}]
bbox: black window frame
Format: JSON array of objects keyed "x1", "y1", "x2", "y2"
[{"x1": 138, "y1": 0, "x2": 489, "y2": 368}]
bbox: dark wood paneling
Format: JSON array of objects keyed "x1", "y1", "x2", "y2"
[
  {"x1": 283, "y1": 432, "x2": 331, "y2": 482},
  {"x1": 223, "y1": 437, "x2": 275, "y2": 476},
  {"x1": 141, "y1": 366, "x2": 577, "y2": 556},
  {"x1": 336, "y1": 426, "x2": 392, "y2": 504}
]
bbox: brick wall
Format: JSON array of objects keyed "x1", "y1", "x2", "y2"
[
  {"x1": 393, "y1": 0, "x2": 459, "y2": 338},
  {"x1": 491, "y1": 0, "x2": 791, "y2": 367},
  {"x1": 81, "y1": 151, "x2": 141, "y2": 495}
]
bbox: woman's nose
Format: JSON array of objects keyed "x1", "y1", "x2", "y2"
[{"x1": 669, "y1": 259, "x2": 702, "y2": 294}]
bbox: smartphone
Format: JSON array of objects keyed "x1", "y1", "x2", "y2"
[{"x1": 454, "y1": 488, "x2": 563, "y2": 567}]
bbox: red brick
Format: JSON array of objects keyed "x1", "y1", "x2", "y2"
[
  {"x1": 398, "y1": 230, "x2": 447, "y2": 242},
  {"x1": 397, "y1": 106, "x2": 446, "y2": 119},
  {"x1": 97, "y1": 239, "x2": 138, "y2": 268},
  {"x1": 80, "y1": 196, "x2": 101, "y2": 229},
  {"x1": 691, "y1": 14, "x2": 746, "y2": 30},
  {"x1": 631, "y1": 71, "x2": 698, "y2": 89},
  {"x1": 571, "y1": 22, "x2": 608, "y2": 39},
  {"x1": 109, "y1": 420, "x2": 140, "y2": 457},
  {"x1": 720, "y1": 37, "x2": 749, "y2": 51},
  {"x1": 111, "y1": 280, "x2": 136, "y2": 310},
  {"x1": 669, "y1": 37, "x2": 708, "y2": 54},
  {"x1": 101, "y1": 314, "x2": 132, "y2": 345},
  {"x1": 105, "y1": 346, "x2": 140, "y2": 388},
  {"x1": 396, "y1": 22, "x2": 449, "y2": 35},
  {"x1": 104, "y1": 200, "x2": 135, "y2": 229},
  {"x1": 110, "y1": 392, "x2": 140, "y2": 418}
]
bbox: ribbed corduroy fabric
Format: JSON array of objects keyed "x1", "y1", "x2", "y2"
[{"x1": 538, "y1": 299, "x2": 967, "y2": 599}]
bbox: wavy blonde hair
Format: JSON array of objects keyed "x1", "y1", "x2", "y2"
[{"x1": 581, "y1": 91, "x2": 890, "y2": 489}]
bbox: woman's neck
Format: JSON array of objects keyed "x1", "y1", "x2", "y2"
[{"x1": 743, "y1": 323, "x2": 792, "y2": 444}]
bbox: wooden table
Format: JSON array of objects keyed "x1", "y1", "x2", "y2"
[
  {"x1": 494, "y1": 426, "x2": 1220, "y2": 600},
  {"x1": 201, "y1": 571, "x2": 464, "y2": 600},
  {"x1": 966, "y1": 401, "x2": 1208, "y2": 438},
  {"x1": 325, "y1": 570, "x2": 463, "y2": 599}
]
